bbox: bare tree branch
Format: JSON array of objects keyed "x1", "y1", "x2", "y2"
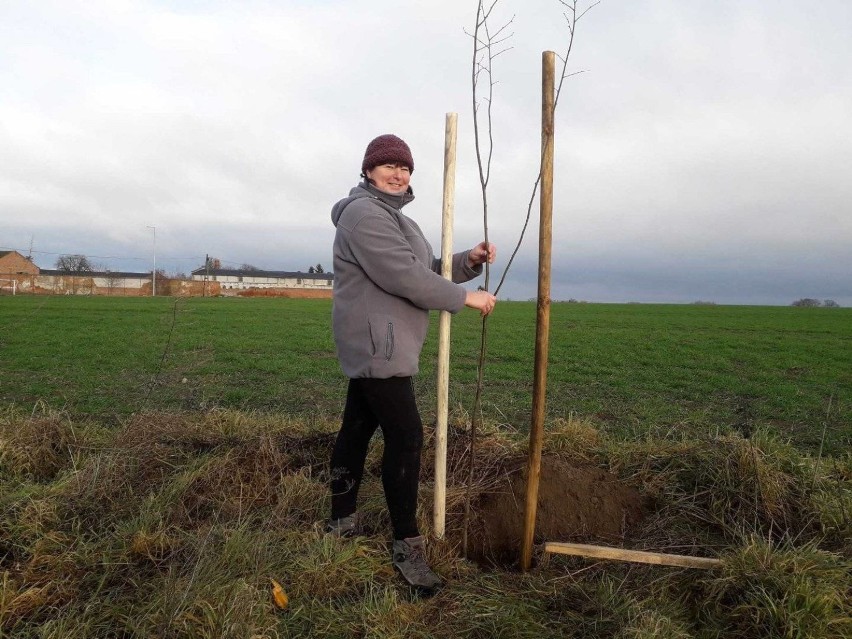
[
  {"x1": 462, "y1": 0, "x2": 516, "y2": 558},
  {"x1": 494, "y1": 0, "x2": 597, "y2": 296},
  {"x1": 460, "y1": 0, "x2": 599, "y2": 558}
]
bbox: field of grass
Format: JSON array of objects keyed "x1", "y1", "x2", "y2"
[
  {"x1": 1, "y1": 296, "x2": 849, "y2": 453},
  {"x1": 1, "y1": 296, "x2": 850, "y2": 637}
]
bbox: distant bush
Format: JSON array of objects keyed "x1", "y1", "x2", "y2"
[
  {"x1": 693, "y1": 300, "x2": 717, "y2": 305},
  {"x1": 791, "y1": 298, "x2": 841, "y2": 308},
  {"x1": 791, "y1": 298, "x2": 822, "y2": 307}
]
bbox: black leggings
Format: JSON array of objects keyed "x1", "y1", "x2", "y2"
[{"x1": 329, "y1": 376, "x2": 423, "y2": 540}]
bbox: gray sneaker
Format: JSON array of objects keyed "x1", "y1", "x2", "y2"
[
  {"x1": 392, "y1": 536, "x2": 442, "y2": 592},
  {"x1": 325, "y1": 513, "x2": 360, "y2": 538}
]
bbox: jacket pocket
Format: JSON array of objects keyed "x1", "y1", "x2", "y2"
[{"x1": 368, "y1": 314, "x2": 395, "y2": 361}]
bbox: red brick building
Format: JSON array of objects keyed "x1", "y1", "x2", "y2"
[{"x1": 0, "y1": 250, "x2": 38, "y2": 276}]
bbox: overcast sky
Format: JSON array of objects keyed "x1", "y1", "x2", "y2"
[{"x1": 2, "y1": 0, "x2": 850, "y2": 305}]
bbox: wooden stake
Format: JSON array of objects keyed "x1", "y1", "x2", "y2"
[
  {"x1": 433, "y1": 112, "x2": 458, "y2": 539},
  {"x1": 544, "y1": 543, "x2": 724, "y2": 570},
  {"x1": 520, "y1": 51, "x2": 556, "y2": 571}
]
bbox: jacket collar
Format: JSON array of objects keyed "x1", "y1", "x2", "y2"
[{"x1": 361, "y1": 180, "x2": 415, "y2": 210}]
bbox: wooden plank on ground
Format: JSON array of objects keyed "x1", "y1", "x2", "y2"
[{"x1": 544, "y1": 542, "x2": 724, "y2": 570}]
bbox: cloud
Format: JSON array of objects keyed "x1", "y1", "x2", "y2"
[{"x1": 1, "y1": 0, "x2": 850, "y2": 305}]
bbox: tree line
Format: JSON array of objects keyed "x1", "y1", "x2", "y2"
[{"x1": 791, "y1": 298, "x2": 840, "y2": 308}]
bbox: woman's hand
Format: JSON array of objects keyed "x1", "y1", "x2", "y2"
[
  {"x1": 465, "y1": 290, "x2": 497, "y2": 317},
  {"x1": 467, "y1": 241, "x2": 497, "y2": 268}
]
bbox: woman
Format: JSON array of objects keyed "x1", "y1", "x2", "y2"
[{"x1": 327, "y1": 134, "x2": 496, "y2": 592}]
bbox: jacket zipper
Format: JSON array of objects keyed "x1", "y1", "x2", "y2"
[{"x1": 385, "y1": 322, "x2": 394, "y2": 360}]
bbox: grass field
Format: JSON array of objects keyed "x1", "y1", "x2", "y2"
[
  {"x1": 1, "y1": 296, "x2": 849, "y2": 453},
  {"x1": 1, "y1": 296, "x2": 850, "y2": 637}
]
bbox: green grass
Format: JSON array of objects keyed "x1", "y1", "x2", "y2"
[
  {"x1": 1, "y1": 296, "x2": 848, "y2": 453},
  {"x1": 1, "y1": 293, "x2": 850, "y2": 636},
  {"x1": 1, "y1": 296, "x2": 848, "y2": 637}
]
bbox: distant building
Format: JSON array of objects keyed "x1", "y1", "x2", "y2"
[
  {"x1": 190, "y1": 267, "x2": 333, "y2": 292},
  {"x1": 0, "y1": 250, "x2": 38, "y2": 276},
  {"x1": 0, "y1": 249, "x2": 154, "y2": 295},
  {"x1": 36, "y1": 269, "x2": 153, "y2": 295},
  {"x1": 1, "y1": 250, "x2": 332, "y2": 297}
]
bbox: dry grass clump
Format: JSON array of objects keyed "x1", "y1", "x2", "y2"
[
  {"x1": 1, "y1": 409, "x2": 341, "y2": 637},
  {"x1": 1, "y1": 409, "x2": 850, "y2": 638},
  {"x1": 433, "y1": 421, "x2": 523, "y2": 484},
  {"x1": 0, "y1": 408, "x2": 88, "y2": 482},
  {"x1": 543, "y1": 414, "x2": 602, "y2": 462},
  {"x1": 604, "y1": 427, "x2": 851, "y2": 550},
  {"x1": 60, "y1": 411, "x2": 334, "y2": 532},
  {"x1": 0, "y1": 409, "x2": 89, "y2": 591},
  {"x1": 0, "y1": 487, "x2": 59, "y2": 567},
  {"x1": 700, "y1": 537, "x2": 852, "y2": 638},
  {"x1": 129, "y1": 525, "x2": 183, "y2": 564}
]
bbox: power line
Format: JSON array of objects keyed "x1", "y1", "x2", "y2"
[
  {"x1": 0, "y1": 246, "x2": 146, "y2": 260},
  {"x1": 0, "y1": 246, "x2": 205, "y2": 262}
]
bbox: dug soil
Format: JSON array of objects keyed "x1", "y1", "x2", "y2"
[{"x1": 466, "y1": 455, "x2": 646, "y2": 567}]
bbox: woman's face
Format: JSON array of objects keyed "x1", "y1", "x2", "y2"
[{"x1": 366, "y1": 163, "x2": 411, "y2": 194}]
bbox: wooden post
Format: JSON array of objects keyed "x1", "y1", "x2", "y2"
[
  {"x1": 520, "y1": 51, "x2": 556, "y2": 571},
  {"x1": 544, "y1": 543, "x2": 724, "y2": 570},
  {"x1": 433, "y1": 112, "x2": 458, "y2": 539}
]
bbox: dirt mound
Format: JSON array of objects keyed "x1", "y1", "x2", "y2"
[{"x1": 467, "y1": 455, "x2": 646, "y2": 566}]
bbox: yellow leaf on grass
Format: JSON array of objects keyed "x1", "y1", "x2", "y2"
[{"x1": 270, "y1": 579, "x2": 289, "y2": 610}]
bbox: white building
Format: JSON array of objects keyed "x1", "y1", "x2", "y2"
[{"x1": 190, "y1": 267, "x2": 333, "y2": 291}]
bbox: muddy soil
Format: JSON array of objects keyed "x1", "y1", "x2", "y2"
[{"x1": 466, "y1": 455, "x2": 646, "y2": 567}]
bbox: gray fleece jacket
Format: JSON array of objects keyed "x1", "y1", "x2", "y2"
[{"x1": 331, "y1": 181, "x2": 482, "y2": 378}]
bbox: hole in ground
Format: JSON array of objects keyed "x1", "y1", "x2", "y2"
[{"x1": 463, "y1": 455, "x2": 647, "y2": 568}]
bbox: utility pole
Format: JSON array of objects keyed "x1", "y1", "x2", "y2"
[
  {"x1": 147, "y1": 225, "x2": 156, "y2": 296},
  {"x1": 204, "y1": 253, "x2": 210, "y2": 297}
]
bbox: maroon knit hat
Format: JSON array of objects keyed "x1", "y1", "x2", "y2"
[{"x1": 361, "y1": 134, "x2": 414, "y2": 174}]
